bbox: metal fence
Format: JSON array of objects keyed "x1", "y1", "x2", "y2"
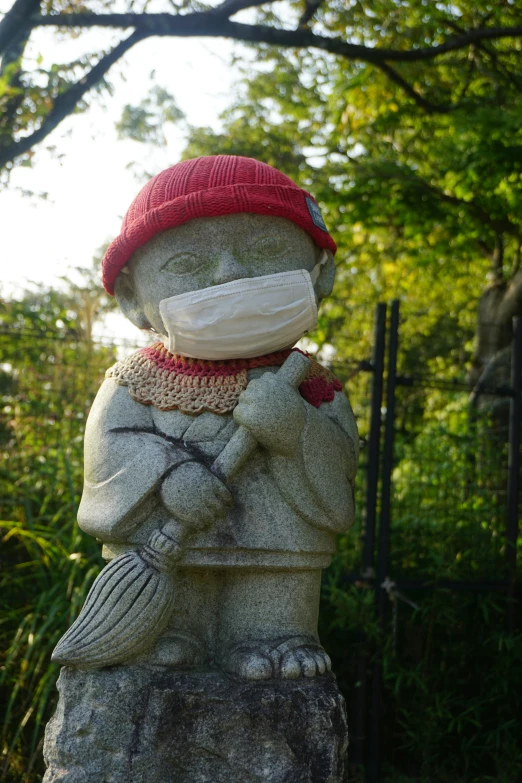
[{"x1": 347, "y1": 301, "x2": 521, "y2": 781}]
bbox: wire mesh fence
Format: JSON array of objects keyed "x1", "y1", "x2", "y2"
[{"x1": 344, "y1": 302, "x2": 522, "y2": 782}]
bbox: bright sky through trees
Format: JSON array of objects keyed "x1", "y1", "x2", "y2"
[{"x1": 0, "y1": 27, "x2": 237, "y2": 337}]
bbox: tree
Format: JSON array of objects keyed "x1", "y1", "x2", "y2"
[
  {"x1": 178, "y1": 11, "x2": 522, "y2": 393},
  {"x1": 1, "y1": 0, "x2": 522, "y2": 177},
  {"x1": 2, "y1": 1, "x2": 522, "y2": 384}
]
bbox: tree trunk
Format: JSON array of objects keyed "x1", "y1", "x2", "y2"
[
  {"x1": 470, "y1": 269, "x2": 522, "y2": 395},
  {"x1": 469, "y1": 270, "x2": 522, "y2": 519}
]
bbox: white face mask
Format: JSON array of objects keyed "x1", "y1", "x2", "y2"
[{"x1": 158, "y1": 253, "x2": 327, "y2": 360}]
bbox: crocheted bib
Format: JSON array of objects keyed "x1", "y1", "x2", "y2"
[{"x1": 106, "y1": 343, "x2": 342, "y2": 416}]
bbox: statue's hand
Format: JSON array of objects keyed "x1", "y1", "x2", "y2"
[
  {"x1": 160, "y1": 462, "x2": 233, "y2": 528},
  {"x1": 233, "y1": 372, "x2": 306, "y2": 457}
]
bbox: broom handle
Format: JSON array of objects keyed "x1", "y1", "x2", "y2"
[
  {"x1": 148, "y1": 352, "x2": 311, "y2": 564},
  {"x1": 211, "y1": 351, "x2": 311, "y2": 483}
]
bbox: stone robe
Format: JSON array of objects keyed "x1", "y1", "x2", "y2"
[{"x1": 77, "y1": 365, "x2": 359, "y2": 570}]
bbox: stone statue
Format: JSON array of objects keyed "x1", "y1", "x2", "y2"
[{"x1": 45, "y1": 156, "x2": 358, "y2": 782}]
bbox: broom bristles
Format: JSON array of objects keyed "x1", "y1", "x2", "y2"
[{"x1": 52, "y1": 551, "x2": 175, "y2": 668}]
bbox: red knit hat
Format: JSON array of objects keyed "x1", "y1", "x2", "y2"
[{"x1": 102, "y1": 155, "x2": 336, "y2": 294}]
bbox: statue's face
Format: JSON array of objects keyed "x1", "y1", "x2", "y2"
[{"x1": 115, "y1": 213, "x2": 333, "y2": 336}]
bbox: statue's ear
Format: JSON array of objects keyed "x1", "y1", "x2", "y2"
[
  {"x1": 315, "y1": 250, "x2": 336, "y2": 301},
  {"x1": 113, "y1": 269, "x2": 153, "y2": 330}
]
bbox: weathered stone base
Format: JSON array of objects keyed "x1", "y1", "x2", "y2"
[{"x1": 43, "y1": 666, "x2": 349, "y2": 783}]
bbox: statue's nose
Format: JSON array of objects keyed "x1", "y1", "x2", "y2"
[{"x1": 213, "y1": 253, "x2": 247, "y2": 285}]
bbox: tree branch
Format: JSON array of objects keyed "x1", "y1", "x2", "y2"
[
  {"x1": 0, "y1": 30, "x2": 144, "y2": 170},
  {"x1": 497, "y1": 267, "x2": 522, "y2": 324},
  {"x1": 444, "y1": 17, "x2": 522, "y2": 91},
  {"x1": 2, "y1": 7, "x2": 521, "y2": 170},
  {"x1": 411, "y1": 178, "x2": 516, "y2": 235},
  {"x1": 211, "y1": 0, "x2": 274, "y2": 17},
  {"x1": 298, "y1": 0, "x2": 325, "y2": 29},
  {"x1": 0, "y1": 0, "x2": 41, "y2": 159},
  {"x1": 376, "y1": 61, "x2": 447, "y2": 113},
  {"x1": 27, "y1": 13, "x2": 522, "y2": 64},
  {"x1": 492, "y1": 233, "x2": 504, "y2": 281},
  {"x1": 348, "y1": 160, "x2": 518, "y2": 237},
  {"x1": 0, "y1": 0, "x2": 40, "y2": 57},
  {"x1": 513, "y1": 240, "x2": 521, "y2": 278}
]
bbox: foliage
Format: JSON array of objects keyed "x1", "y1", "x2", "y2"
[
  {"x1": 320, "y1": 358, "x2": 522, "y2": 783},
  {"x1": 1, "y1": 287, "x2": 520, "y2": 781},
  {"x1": 0, "y1": 287, "x2": 121, "y2": 780},
  {"x1": 3, "y1": 2, "x2": 522, "y2": 384},
  {"x1": 1, "y1": 4, "x2": 522, "y2": 775},
  {"x1": 116, "y1": 85, "x2": 184, "y2": 146},
  {"x1": 1, "y1": 1, "x2": 522, "y2": 175},
  {"x1": 182, "y1": 18, "x2": 522, "y2": 375}
]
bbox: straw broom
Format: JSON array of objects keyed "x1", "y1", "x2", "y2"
[{"x1": 52, "y1": 351, "x2": 311, "y2": 668}]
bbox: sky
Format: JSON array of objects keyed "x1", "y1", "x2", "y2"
[{"x1": 0, "y1": 22, "x2": 242, "y2": 340}]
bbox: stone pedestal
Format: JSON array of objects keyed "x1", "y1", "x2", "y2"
[{"x1": 43, "y1": 666, "x2": 349, "y2": 783}]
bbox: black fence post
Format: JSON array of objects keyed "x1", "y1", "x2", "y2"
[
  {"x1": 367, "y1": 299, "x2": 400, "y2": 783},
  {"x1": 505, "y1": 316, "x2": 522, "y2": 632},
  {"x1": 362, "y1": 303, "x2": 387, "y2": 576},
  {"x1": 351, "y1": 302, "x2": 387, "y2": 767}
]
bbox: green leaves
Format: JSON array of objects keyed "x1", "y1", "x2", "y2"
[
  {"x1": 116, "y1": 85, "x2": 185, "y2": 146},
  {"x1": 0, "y1": 286, "x2": 119, "y2": 780},
  {"x1": 178, "y1": 0, "x2": 522, "y2": 374}
]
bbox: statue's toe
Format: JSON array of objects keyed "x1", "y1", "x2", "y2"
[
  {"x1": 273, "y1": 636, "x2": 331, "y2": 679},
  {"x1": 224, "y1": 643, "x2": 273, "y2": 680},
  {"x1": 223, "y1": 636, "x2": 331, "y2": 680}
]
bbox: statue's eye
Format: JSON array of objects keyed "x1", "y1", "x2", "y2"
[
  {"x1": 249, "y1": 237, "x2": 292, "y2": 259},
  {"x1": 161, "y1": 253, "x2": 207, "y2": 276}
]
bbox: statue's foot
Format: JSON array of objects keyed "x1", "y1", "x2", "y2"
[
  {"x1": 225, "y1": 642, "x2": 274, "y2": 680},
  {"x1": 135, "y1": 632, "x2": 204, "y2": 667},
  {"x1": 224, "y1": 635, "x2": 331, "y2": 680},
  {"x1": 276, "y1": 636, "x2": 332, "y2": 679}
]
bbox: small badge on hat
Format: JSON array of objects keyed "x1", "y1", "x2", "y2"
[{"x1": 306, "y1": 197, "x2": 328, "y2": 232}]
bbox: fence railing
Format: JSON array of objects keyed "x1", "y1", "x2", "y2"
[{"x1": 348, "y1": 301, "x2": 521, "y2": 781}]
